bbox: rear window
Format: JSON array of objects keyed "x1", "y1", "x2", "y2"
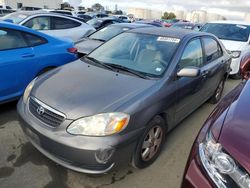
[
  {"x1": 89, "y1": 25, "x2": 129, "y2": 41},
  {"x1": 201, "y1": 23, "x2": 250, "y2": 42}
]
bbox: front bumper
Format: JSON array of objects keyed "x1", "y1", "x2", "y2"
[
  {"x1": 17, "y1": 98, "x2": 143, "y2": 174},
  {"x1": 230, "y1": 57, "x2": 241, "y2": 75},
  {"x1": 181, "y1": 145, "x2": 215, "y2": 188}
]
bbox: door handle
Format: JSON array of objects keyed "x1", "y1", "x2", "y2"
[
  {"x1": 22, "y1": 53, "x2": 35, "y2": 58},
  {"x1": 201, "y1": 70, "x2": 209, "y2": 77}
]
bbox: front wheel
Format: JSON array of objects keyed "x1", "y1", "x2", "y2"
[
  {"x1": 209, "y1": 79, "x2": 225, "y2": 104},
  {"x1": 132, "y1": 116, "x2": 166, "y2": 169}
]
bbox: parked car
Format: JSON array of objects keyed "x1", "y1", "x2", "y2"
[
  {"x1": 171, "y1": 22, "x2": 203, "y2": 31},
  {"x1": 0, "y1": 8, "x2": 15, "y2": 17},
  {"x1": 87, "y1": 17, "x2": 123, "y2": 30},
  {"x1": 77, "y1": 14, "x2": 92, "y2": 22},
  {"x1": 181, "y1": 53, "x2": 250, "y2": 188},
  {"x1": 1, "y1": 11, "x2": 96, "y2": 41},
  {"x1": 47, "y1": 9, "x2": 77, "y2": 17},
  {"x1": 201, "y1": 21, "x2": 250, "y2": 79},
  {"x1": 135, "y1": 20, "x2": 164, "y2": 27},
  {"x1": 0, "y1": 21, "x2": 78, "y2": 103},
  {"x1": 84, "y1": 12, "x2": 108, "y2": 19},
  {"x1": 20, "y1": 6, "x2": 42, "y2": 11},
  {"x1": 0, "y1": 5, "x2": 12, "y2": 9},
  {"x1": 162, "y1": 19, "x2": 189, "y2": 27},
  {"x1": 75, "y1": 23, "x2": 154, "y2": 57},
  {"x1": 17, "y1": 28, "x2": 231, "y2": 174},
  {"x1": 112, "y1": 15, "x2": 131, "y2": 23}
]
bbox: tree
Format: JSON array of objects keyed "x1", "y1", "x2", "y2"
[
  {"x1": 92, "y1": 3, "x2": 104, "y2": 11},
  {"x1": 161, "y1": 12, "x2": 176, "y2": 20}
]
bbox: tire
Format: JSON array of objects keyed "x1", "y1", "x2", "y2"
[
  {"x1": 230, "y1": 72, "x2": 242, "y2": 80},
  {"x1": 132, "y1": 116, "x2": 166, "y2": 169},
  {"x1": 209, "y1": 79, "x2": 225, "y2": 104}
]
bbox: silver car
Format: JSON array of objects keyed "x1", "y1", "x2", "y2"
[{"x1": 2, "y1": 11, "x2": 96, "y2": 41}]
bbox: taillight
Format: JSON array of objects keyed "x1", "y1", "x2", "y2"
[{"x1": 67, "y1": 47, "x2": 78, "y2": 54}]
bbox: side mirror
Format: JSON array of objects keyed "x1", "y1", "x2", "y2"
[
  {"x1": 177, "y1": 67, "x2": 200, "y2": 77},
  {"x1": 240, "y1": 53, "x2": 250, "y2": 79}
]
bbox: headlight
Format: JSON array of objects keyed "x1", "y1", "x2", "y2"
[
  {"x1": 23, "y1": 78, "x2": 36, "y2": 104},
  {"x1": 231, "y1": 51, "x2": 241, "y2": 58},
  {"x1": 67, "y1": 113, "x2": 130, "y2": 136},
  {"x1": 199, "y1": 131, "x2": 250, "y2": 188}
]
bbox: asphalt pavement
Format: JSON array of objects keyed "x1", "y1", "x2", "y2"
[{"x1": 0, "y1": 79, "x2": 239, "y2": 188}]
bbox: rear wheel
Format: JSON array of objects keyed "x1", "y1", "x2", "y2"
[
  {"x1": 209, "y1": 79, "x2": 225, "y2": 104},
  {"x1": 230, "y1": 72, "x2": 242, "y2": 80},
  {"x1": 132, "y1": 116, "x2": 166, "y2": 169}
]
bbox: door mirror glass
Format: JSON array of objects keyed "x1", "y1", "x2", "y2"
[
  {"x1": 240, "y1": 52, "x2": 250, "y2": 79},
  {"x1": 177, "y1": 67, "x2": 200, "y2": 77}
]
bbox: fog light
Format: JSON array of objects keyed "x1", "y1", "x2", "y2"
[
  {"x1": 213, "y1": 153, "x2": 236, "y2": 174},
  {"x1": 95, "y1": 147, "x2": 115, "y2": 164}
]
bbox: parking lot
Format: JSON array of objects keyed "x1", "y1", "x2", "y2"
[{"x1": 0, "y1": 79, "x2": 239, "y2": 188}]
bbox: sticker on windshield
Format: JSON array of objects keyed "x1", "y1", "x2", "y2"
[
  {"x1": 236, "y1": 25, "x2": 247, "y2": 29},
  {"x1": 155, "y1": 67, "x2": 162, "y2": 72},
  {"x1": 157, "y1": 37, "x2": 180, "y2": 43},
  {"x1": 122, "y1": 28, "x2": 129, "y2": 31}
]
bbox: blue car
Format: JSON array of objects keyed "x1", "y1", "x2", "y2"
[{"x1": 0, "y1": 21, "x2": 78, "y2": 103}]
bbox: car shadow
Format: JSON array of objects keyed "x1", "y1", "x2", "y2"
[{"x1": 0, "y1": 101, "x2": 18, "y2": 128}]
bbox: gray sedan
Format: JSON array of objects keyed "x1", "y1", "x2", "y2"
[{"x1": 17, "y1": 28, "x2": 231, "y2": 174}]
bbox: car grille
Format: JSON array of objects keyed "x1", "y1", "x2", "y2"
[{"x1": 29, "y1": 97, "x2": 66, "y2": 128}]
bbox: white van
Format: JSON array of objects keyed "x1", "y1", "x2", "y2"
[{"x1": 201, "y1": 21, "x2": 250, "y2": 79}]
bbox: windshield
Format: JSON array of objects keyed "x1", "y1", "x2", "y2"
[
  {"x1": 201, "y1": 23, "x2": 250, "y2": 42},
  {"x1": 87, "y1": 18, "x2": 102, "y2": 28},
  {"x1": 1, "y1": 12, "x2": 28, "y2": 24},
  {"x1": 89, "y1": 26, "x2": 130, "y2": 41},
  {"x1": 87, "y1": 32, "x2": 179, "y2": 77}
]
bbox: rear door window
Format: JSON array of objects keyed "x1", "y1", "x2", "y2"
[
  {"x1": 179, "y1": 38, "x2": 203, "y2": 69},
  {"x1": 24, "y1": 16, "x2": 51, "y2": 30},
  {"x1": 23, "y1": 33, "x2": 47, "y2": 47},
  {"x1": 51, "y1": 17, "x2": 81, "y2": 29},
  {"x1": 0, "y1": 28, "x2": 28, "y2": 50},
  {"x1": 202, "y1": 37, "x2": 223, "y2": 63}
]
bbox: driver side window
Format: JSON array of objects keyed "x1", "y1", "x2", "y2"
[{"x1": 179, "y1": 39, "x2": 203, "y2": 69}]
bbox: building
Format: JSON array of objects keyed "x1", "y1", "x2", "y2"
[
  {"x1": 127, "y1": 8, "x2": 162, "y2": 19},
  {"x1": 1, "y1": 0, "x2": 62, "y2": 9}
]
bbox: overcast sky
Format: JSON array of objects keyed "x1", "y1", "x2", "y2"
[{"x1": 66, "y1": 0, "x2": 250, "y2": 19}]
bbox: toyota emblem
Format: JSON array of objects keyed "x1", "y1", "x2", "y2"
[{"x1": 37, "y1": 106, "x2": 45, "y2": 115}]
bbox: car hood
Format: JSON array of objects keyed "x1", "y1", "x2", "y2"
[
  {"x1": 220, "y1": 39, "x2": 247, "y2": 51},
  {"x1": 75, "y1": 38, "x2": 103, "y2": 55},
  {"x1": 31, "y1": 60, "x2": 156, "y2": 120},
  {"x1": 219, "y1": 81, "x2": 250, "y2": 173}
]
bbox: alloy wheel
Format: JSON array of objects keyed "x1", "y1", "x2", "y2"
[{"x1": 141, "y1": 126, "x2": 163, "y2": 161}]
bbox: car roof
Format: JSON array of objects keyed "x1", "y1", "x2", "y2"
[
  {"x1": 208, "y1": 20, "x2": 250, "y2": 26},
  {"x1": 110, "y1": 23, "x2": 154, "y2": 28},
  {"x1": 8, "y1": 11, "x2": 84, "y2": 22},
  {"x1": 128, "y1": 27, "x2": 206, "y2": 39}
]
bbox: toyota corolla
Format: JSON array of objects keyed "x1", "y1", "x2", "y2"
[{"x1": 18, "y1": 28, "x2": 231, "y2": 174}]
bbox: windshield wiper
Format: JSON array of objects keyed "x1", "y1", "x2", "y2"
[
  {"x1": 105, "y1": 63, "x2": 149, "y2": 79},
  {"x1": 85, "y1": 57, "x2": 115, "y2": 71},
  {"x1": 90, "y1": 38, "x2": 106, "y2": 42}
]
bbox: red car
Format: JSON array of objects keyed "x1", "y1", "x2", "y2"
[{"x1": 181, "y1": 53, "x2": 250, "y2": 188}]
